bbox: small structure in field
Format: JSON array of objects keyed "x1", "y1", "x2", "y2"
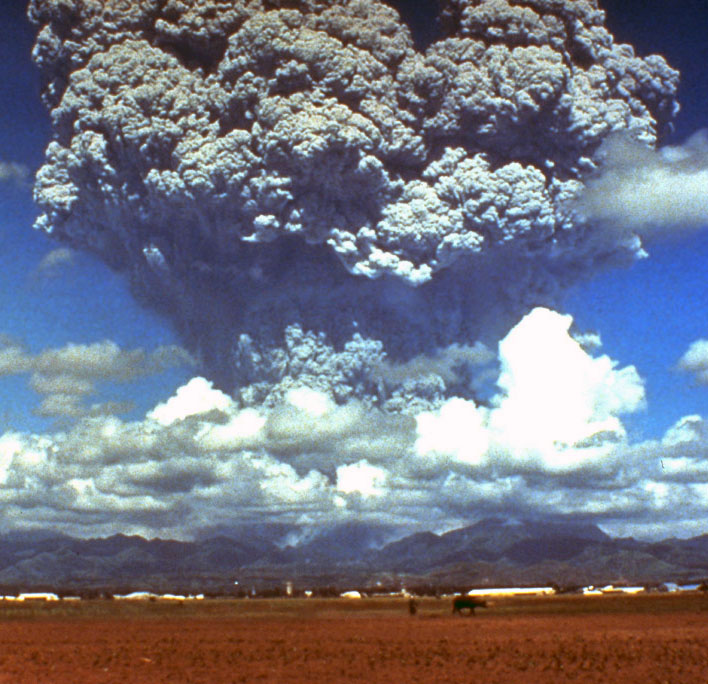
[
  {"x1": 113, "y1": 591, "x2": 158, "y2": 601},
  {"x1": 17, "y1": 592, "x2": 60, "y2": 601},
  {"x1": 466, "y1": 587, "x2": 555, "y2": 598},
  {"x1": 598, "y1": 585, "x2": 645, "y2": 595},
  {"x1": 340, "y1": 590, "x2": 363, "y2": 599}
]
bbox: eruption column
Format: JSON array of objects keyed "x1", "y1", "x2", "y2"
[{"x1": 29, "y1": 0, "x2": 678, "y2": 411}]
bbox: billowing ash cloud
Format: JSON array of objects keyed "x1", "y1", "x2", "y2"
[{"x1": 29, "y1": 0, "x2": 679, "y2": 410}]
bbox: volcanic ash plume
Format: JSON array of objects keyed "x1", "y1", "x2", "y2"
[{"x1": 29, "y1": 0, "x2": 678, "y2": 411}]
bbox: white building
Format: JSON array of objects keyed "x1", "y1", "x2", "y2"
[
  {"x1": 340, "y1": 590, "x2": 363, "y2": 599},
  {"x1": 113, "y1": 591, "x2": 158, "y2": 601},
  {"x1": 599, "y1": 584, "x2": 645, "y2": 595},
  {"x1": 17, "y1": 592, "x2": 60, "y2": 601},
  {"x1": 466, "y1": 586, "x2": 556, "y2": 597}
]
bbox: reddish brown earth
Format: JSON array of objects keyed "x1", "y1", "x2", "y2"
[{"x1": 0, "y1": 596, "x2": 707, "y2": 683}]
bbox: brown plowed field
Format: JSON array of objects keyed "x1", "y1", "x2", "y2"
[{"x1": 0, "y1": 594, "x2": 707, "y2": 683}]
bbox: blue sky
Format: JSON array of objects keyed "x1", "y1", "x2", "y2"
[
  {"x1": 0, "y1": 2, "x2": 193, "y2": 433},
  {"x1": 563, "y1": 0, "x2": 708, "y2": 442},
  {"x1": 1, "y1": 0, "x2": 708, "y2": 541}
]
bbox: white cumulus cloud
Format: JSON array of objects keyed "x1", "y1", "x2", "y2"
[
  {"x1": 415, "y1": 308, "x2": 645, "y2": 475},
  {"x1": 0, "y1": 160, "x2": 29, "y2": 185},
  {"x1": 336, "y1": 461, "x2": 387, "y2": 497},
  {"x1": 1, "y1": 308, "x2": 706, "y2": 541},
  {"x1": 148, "y1": 377, "x2": 232, "y2": 426},
  {"x1": 678, "y1": 339, "x2": 708, "y2": 384},
  {"x1": 489, "y1": 308, "x2": 645, "y2": 463},
  {"x1": 577, "y1": 130, "x2": 708, "y2": 238}
]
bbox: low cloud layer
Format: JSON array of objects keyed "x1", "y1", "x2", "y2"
[
  {"x1": 1, "y1": 308, "x2": 703, "y2": 541},
  {"x1": 0, "y1": 338, "x2": 192, "y2": 419}
]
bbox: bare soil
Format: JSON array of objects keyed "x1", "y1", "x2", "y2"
[{"x1": 0, "y1": 595, "x2": 706, "y2": 683}]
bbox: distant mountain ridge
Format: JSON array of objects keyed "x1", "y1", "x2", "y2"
[
  {"x1": 370, "y1": 517, "x2": 611, "y2": 572},
  {"x1": 0, "y1": 518, "x2": 706, "y2": 593}
]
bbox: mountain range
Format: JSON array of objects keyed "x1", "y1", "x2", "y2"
[{"x1": 2, "y1": 518, "x2": 708, "y2": 594}]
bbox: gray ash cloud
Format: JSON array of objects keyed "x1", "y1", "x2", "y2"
[{"x1": 29, "y1": 0, "x2": 678, "y2": 410}]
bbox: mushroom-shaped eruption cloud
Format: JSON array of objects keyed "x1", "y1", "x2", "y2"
[{"x1": 29, "y1": 0, "x2": 678, "y2": 411}]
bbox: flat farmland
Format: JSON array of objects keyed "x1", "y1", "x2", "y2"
[{"x1": 0, "y1": 593, "x2": 707, "y2": 683}]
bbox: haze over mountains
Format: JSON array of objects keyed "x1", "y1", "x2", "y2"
[{"x1": 3, "y1": 518, "x2": 708, "y2": 594}]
